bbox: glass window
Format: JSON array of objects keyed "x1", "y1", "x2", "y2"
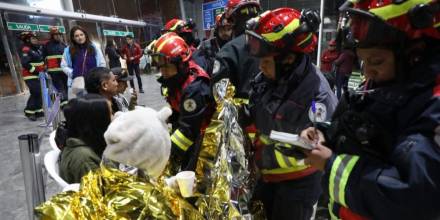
[
  {"x1": 101, "y1": 23, "x2": 128, "y2": 50},
  {"x1": 1, "y1": 12, "x2": 65, "y2": 95}
]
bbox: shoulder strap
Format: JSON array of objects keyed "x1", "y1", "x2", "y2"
[{"x1": 81, "y1": 49, "x2": 88, "y2": 76}]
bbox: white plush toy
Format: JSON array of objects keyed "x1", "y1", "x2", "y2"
[{"x1": 103, "y1": 106, "x2": 172, "y2": 178}]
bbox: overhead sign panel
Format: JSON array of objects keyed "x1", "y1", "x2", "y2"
[
  {"x1": 7, "y1": 22, "x2": 66, "y2": 33},
  {"x1": 103, "y1": 30, "x2": 134, "y2": 37},
  {"x1": 202, "y1": 0, "x2": 227, "y2": 30}
]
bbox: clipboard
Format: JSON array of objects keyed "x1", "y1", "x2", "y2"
[{"x1": 269, "y1": 130, "x2": 314, "y2": 151}]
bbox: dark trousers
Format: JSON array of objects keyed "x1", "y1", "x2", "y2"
[
  {"x1": 49, "y1": 72, "x2": 68, "y2": 105},
  {"x1": 336, "y1": 73, "x2": 350, "y2": 99},
  {"x1": 254, "y1": 172, "x2": 322, "y2": 220},
  {"x1": 24, "y1": 79, "x2": 43, "y2": 117},
  {"x1": 127, "y1": 62, "x2": 143, "y2": 90}
]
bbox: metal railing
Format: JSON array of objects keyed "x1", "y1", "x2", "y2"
[{"x1": 39, "y1": 72, "x2": 61, "y2": 131}]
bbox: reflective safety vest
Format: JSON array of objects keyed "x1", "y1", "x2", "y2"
[
  {"x1": 249, "y1": 55, "x2": 337, "y2": 182},
  {"x1": 327, "y1": 154, "x2": 369, "y2": 220},
  {"x1": 23, "y1": 61, "x2": 45, "y2": 80},
  {"x1": 165, "y1": 61, "x2": 213, "y2": 153},
  {"x1": 255, "y1": 134, "x2": 317, "y2": 182},
  {"x1": 44, "y1": 40, "x2": 66, "y2": 73},
  {"x1": 46, "y1": 54, "x2": 63, "y2": 72}
]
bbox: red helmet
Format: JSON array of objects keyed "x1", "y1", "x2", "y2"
[
  {"x1": 162, "y1": 18, "x2": 195, "y2": 34},
  {"x1": 340, "y1": 0, "x2": 440, "y2": 47},
  {"x1": 225, "y1": 0, "x2": 261, "y2": 19},
  {"x1": 245, "y1": 8, "x2": 320, "y2": 57},
  {"x1": 49, "y1": 26, "x2": 62, "y2": 35},
  {"x1": 215, "y1": 13, "x2": 231, "y2": 28},
  {"x1": 19, "y1": 31, "x2": 37, "y2": 41},
  {"x1": 151, "y1": 33, "x2": 192, "y2": 67}
]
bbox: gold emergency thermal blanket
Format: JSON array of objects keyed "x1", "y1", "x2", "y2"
[
  {"x1": 35, "y1": 165, "x2": 202, "y2": 220},
  {"x1": 196, "y1": 79, "x2": 263, "y2": 219},
  {"x1": 35, "y1": 79, "x2": 263, "y2": 220}
]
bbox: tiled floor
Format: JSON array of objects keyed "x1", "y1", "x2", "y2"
[{"x1": 0, "y1": 73, "x2": 166, "y2": 219}]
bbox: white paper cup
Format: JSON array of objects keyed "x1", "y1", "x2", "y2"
[{"x1": 176, "y1": 171, "x2": 196, "y2": 198}]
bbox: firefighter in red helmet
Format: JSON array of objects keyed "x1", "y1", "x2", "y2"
[
  {"x1": 43, "y1": 26, "x2": 68, "y2": 106},
  {"x1": 300, "y1": 0, "x2": 440, "y2": 219},
  {"x1": 19, "y1": 32, "x2": 45, "y2": 121},
  {"x1": 211, "y1": 0, "x2": 261, "y2": 99},
  {"x1": 152, "y1": 33, "x2": 215, "y2": 173},
  {"x1": 162, "y1": 18, "x2": 198, "y2": 52},
  {"x1": 193, "y1": 13, "x2": 232, "y2": 75},
  {"x1": 245, "y1": 7, "x2": 337, "y2": 220}
]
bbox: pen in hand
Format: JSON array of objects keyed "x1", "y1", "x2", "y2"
[{"x1": 311, "y1": 100, "x2": 319, "y2": 146}]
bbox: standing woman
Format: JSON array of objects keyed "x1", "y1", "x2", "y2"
[
  {"x1": 19, "y1": 32, "x2": 45, "y2": 121},
  {"x1": 61, "y1": 26, "x2": 106, "y2": 96}
]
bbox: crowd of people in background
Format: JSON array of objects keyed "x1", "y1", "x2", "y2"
[
  {"x1": 19, "y1": 25, "x2": 147, "y2": 121},
  {"x1": 23, "y1": 0, "x2": 440, "y2": 219}
]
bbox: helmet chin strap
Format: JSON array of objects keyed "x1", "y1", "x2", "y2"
[
  {"x1": 180, "y1": 32, "x2": 195, "y2": 46},
  {"x1": 233, "y1": 19, "x2": 246, "y2": 37},
  {"x1": 273, "y1": 53, "x2": 302, "y2": 81},
  {"x1": 392, "y1": 36, "x2": 428, "y2": 84},
  {"x1": 160, "y1": 64, "x2": 190, "y2": 89},
  {"x1": 232, "y1": 11, "x2": 258, "y2": 37},
  {"x1": 177, "y1": 61, "x2": 190, "y2": 75}
]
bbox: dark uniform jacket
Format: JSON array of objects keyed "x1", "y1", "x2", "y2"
[
  {"x1": 212, "y1": 34, "x2": 260, "y2": 98},
  {"x1": 321, "y1": 52, "x2": 440, "y2": 220},
  {"x1": 193, "y1": 38, "x2": 221, "y2": 76},
  {"x1": 43, "y1": 40, "x2": 66, "y2": 73},
  {"x1": 249, "y1": 54, "x2": 337, "y2": 182},
  {"x1": 20, "y1": 44, "x2": 45, "y2": 80},
  {"x1": 158, "y1": 61, "x2": 214, "y2": 170}
]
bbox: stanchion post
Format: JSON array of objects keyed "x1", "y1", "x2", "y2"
[{"x1": 18, "y1": 134, "x2": 46, "y2": 220}]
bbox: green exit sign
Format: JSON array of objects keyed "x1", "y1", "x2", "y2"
[
  {"x1": 7, "y1": 22, "x2": 66, "y2": 33},
  {"x1": 7, "y1": 22, "x2": 39, "y2": 31},
  {"x1": 103, "y1": 29, "x2": 134, "y2": 37}
]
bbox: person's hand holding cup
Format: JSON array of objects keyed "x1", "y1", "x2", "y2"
[{"x1": 175, "y1": 171, "x2": 196, "y2": 198}]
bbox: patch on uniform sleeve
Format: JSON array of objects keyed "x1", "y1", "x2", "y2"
[
  {"x1": 183, "y1": 99, "x2": 197, "y2": 112},
  {"x1": 212, "y1": 60, "x2": 220, "y2": 75},
  {"x1": 308, "y1": 102, "x2": 327, "y2": 122},
  {"x1": 435, "y1": 126, "x2": 440, "y2": 147}
]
